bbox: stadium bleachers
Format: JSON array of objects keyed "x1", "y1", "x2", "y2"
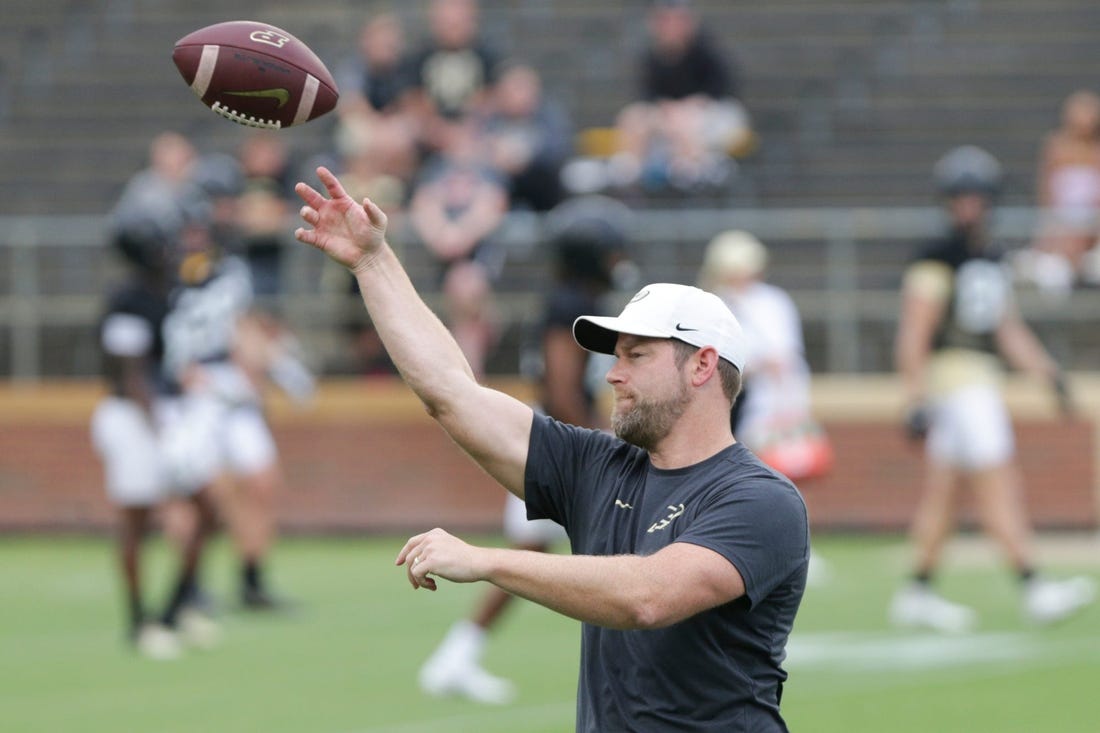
[
  {"x1": 3, "y1": 0, "x2": 1100, "y2": 377},
  {"x1": 5, "y1": 0, "x2": 1100, "y2": 213}
]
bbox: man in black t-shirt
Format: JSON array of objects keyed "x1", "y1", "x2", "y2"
[{"x1": 293, "y1": 167, "x2": 808, "y2": 731}]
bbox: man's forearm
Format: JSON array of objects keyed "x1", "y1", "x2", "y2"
[
  {"x1": 481, "y1": 547, "x2": 653, "y2": 629},
  {"x1": 352, "y1": 242, "x2": 477, "y2": 408}
]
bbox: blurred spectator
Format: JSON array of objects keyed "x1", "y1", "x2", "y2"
[
  {"x1": 418, "y1": 194, "x2": 630, "y2": 704},
  {"x1": 1020, "y1": 89, "x2": 1100, "y2": 292},
  {"x1": 482, "y1": 62, "x2": 572, "y2": 212},
  {"x1": 889, "y1": 145, "x2": 1096, "y2": 633},
  {"x1": 236, "y1": 131, "x2": 297, "y2": 297},
  {"x1": 700, "y1": 229, "x2": 833, "y2": 585},
  {"x1": 330, "y1": 11, "x2": 420, "y2": 201},
  {"x1": 406, "y1": 0, "x2": 502, "y2": 152},
  {"x1": 332, "y1": 132, "x2": 414, "y2": 377},
  {"x1": 608, "y1": 0, "x2": 751, "y2": 196},
  {"x1": 408, "y1": 118, "x2": 508, "y2": 379},
  {"x1": 335, "y1": 12, "x2": 415, "y2": 119},
  {"x1": 700, "y1": 230, "x2": 832, "y2": 483}
]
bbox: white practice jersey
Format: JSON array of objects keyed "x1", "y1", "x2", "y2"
[{"x1": 163, "y1": 256, "x2": 254, "y2": 382}]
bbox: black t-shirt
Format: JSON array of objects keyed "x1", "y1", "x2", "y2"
[
  {"x1": 100, "y1": 279, "x2": 169, "y2": 396},
  {"x1": 910, "y1": 228, "x2": 1010, "y2": 356},
  {"x1": 641, "y1": 31, "x2": 737, "y2": 101},
  {"x1": 410, "y1": 41, "x2": 499, "y2": 118},
  {"x1": 361, "y1": 59, "x2": 413, "y2": 113},
  {"x1": 524, "y1": 414, "x2": 809, "y2": 732},
  {"x1": 539, "y1": 282, "x2": 601, "y2": 411}
]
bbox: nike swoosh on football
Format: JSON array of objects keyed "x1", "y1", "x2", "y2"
[
  {"x1": 223, "y1": 88, "x2": 291, "y2": 108},
  {"x1": 674, "y1": 323, "x2": 699, "y2": 331}
]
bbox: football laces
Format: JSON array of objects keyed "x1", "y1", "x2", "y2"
[{"x1": 210, "y1": 102, "x2": 282, "y2": 130}]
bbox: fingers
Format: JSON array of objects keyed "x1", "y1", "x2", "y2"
[
  {"x1": 395, "y1": 532, "x2": 428, "y2": 566},
  {"x1": 405, "y1": 547, "x2": 439, "y2": 591},
  {"x1": 316, "y1": 166, "x2": 350, "y2": 201},
  {"x1": 362, "y1": 197, "x2": 388, "y2": 228},
  {"x1": 293, "y1": 227, "x2": 317, "y2": 247},
  {"x1": 294, "y1": 203, "x2": 320, "y2": 247},
  {"x1": 299, "y1": 205, "x2": 319, "y2": 226},
  {"x1": 397, "y1": 532, "x2": 444, "y2": 591},
  {"x1": 295, "y1": 166, "x2": 348, "y2": 206},
  {"x1": 294, "y1": 181, "x2": 326, "y2": 209}
]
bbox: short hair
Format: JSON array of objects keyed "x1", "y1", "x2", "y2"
[{"x1": 670, "y1": 339, "x2": 742, "y2": 402}]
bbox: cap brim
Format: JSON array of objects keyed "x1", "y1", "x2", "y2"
[{"x1": 573, "y1": 315, "x2": 670, "y2": 355}]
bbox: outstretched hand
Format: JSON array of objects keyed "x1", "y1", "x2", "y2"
[{"x1": 294, "y1": 166, "x2": 388, "y2": 273}]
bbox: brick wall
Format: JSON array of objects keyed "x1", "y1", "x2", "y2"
[{"x1": 1, "y1": 377, "x2": 1096, "y2": 534}]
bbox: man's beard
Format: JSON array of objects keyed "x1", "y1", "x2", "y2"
[{"x1": 611, "y1": 379, "x2": 691, "y2": 451}]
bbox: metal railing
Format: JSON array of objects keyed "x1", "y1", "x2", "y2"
[{"x1": 1, "y1": 207, "x2": 1097, "y2": 380}]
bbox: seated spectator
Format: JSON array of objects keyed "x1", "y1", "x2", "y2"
[
  {"x1": 406, "y1": 0, "x2": 502, "y2": 153},
  {"x1": 1021, "y1": 89, "x2": 1100, "y2": 292},
  {"x1": 333, "y1": 120, "x2": 416, "y2": 378},
  {"x1": 333, "y1": 12, "x2": 421, "y2": 163},
  {"x1": 335, "y1": 12, "x2": 415, "y2": 119},
  {"x1": 235, "y1": 131, "x2": 297, "y2": 297},
  {"x1": 482, "y1": 62, "x2": 572, "y2": 212},
  {"x1": 408, "y1": 119, "x2": 509, "y2": 378},
  {"x1": 608, "y1": 0, "x2": 751, "y2": 196}
]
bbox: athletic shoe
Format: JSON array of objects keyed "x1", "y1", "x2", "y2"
[
  {"x1": 136, "y1": 624, "x2": 183, "y2": 661},
  {"x1": 1024, "y1": 576, "x2": 1097, "y2": 625},
  {"x1": 806, "y1": 551, "x2": 832, "y2": 588},
  {"x1": 242, "y1": 586, "x2": 290, "y2": 611},
  {"x1": 419, "y1": 654, "x2": 516, "y2": 705},
  {"x1": 178, "y1": 607, "x2": 222, "y2": 650},
  {"x1": 889, "y1": 582, "x2": 977, "y2": 634}
]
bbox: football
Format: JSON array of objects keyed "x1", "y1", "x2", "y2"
[{"x1": 173, "y1": 20, "x2": 339, "y2": 129}]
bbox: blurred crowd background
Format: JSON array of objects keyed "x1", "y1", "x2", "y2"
[{"x1": 4, "y1": 0, "x2": 1100, "y2": 383}]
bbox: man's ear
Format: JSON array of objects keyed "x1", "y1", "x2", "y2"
[{"x1": 691, "y1": 346, "x2": 721, "y2": 387}]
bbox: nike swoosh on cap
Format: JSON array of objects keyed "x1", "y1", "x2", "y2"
[{"x1": 674, "y1": 323, "x2": 699, "y2": 331}]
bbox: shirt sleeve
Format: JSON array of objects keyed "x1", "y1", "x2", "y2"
[
  {"x1": 102, "y1": 313, "x2": 153, "y2": 357},
  {"x1": 677, "y1": 477, "x2": 808, "y2": 608},
  {"x1": 903, "y1": 260, "x2": 953, "y2": 303},
  {"x1": 524, "y1": 413, "x2": 628, "y2": 532}
]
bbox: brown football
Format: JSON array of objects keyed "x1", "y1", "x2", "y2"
[{"x1": 173, "y1": 20, "x2": 339, "y2": 129}]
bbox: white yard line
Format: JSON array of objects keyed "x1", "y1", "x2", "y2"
[{"x1": 786, "y1": 630, "x2": 1100, "y2": 673}]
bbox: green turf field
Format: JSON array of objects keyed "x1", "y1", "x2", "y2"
[{"x1": 2, "y1": 533, "x2": 1097, "y2": 732}]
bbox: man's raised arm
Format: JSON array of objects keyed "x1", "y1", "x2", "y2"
[{"x1": 294, "y1": 167, "x2": 533, "y2": 495}]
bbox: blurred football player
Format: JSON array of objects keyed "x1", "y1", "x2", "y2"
[
  {"x1": 160, "y1": 197, "x2": 314, "y2": 611},
  {"x1": 92, "y1": 203, "x2": 220, "y2": 659},
  {"x1": 890, "y1": 145, "x2": 1096, "y2": 632}
]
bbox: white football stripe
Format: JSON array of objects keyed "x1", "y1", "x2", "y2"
[
  {"x1": 191, "y1": 44, "x2": 220, "y2": 98},
  {"x1": 292, "y1": 74, "x2": 319, "y2": 126}
]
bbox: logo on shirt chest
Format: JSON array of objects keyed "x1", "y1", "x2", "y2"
[{"x1": 647, "y1": 503, "x2": 685, "y2": 533}]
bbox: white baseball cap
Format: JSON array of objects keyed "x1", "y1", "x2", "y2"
[
  {"x1": 573, "y1": 283, "x2": 746, "y2": 371},
  {"x1": 702, "y1": 230, "x2": 768, "y2": 280}
]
